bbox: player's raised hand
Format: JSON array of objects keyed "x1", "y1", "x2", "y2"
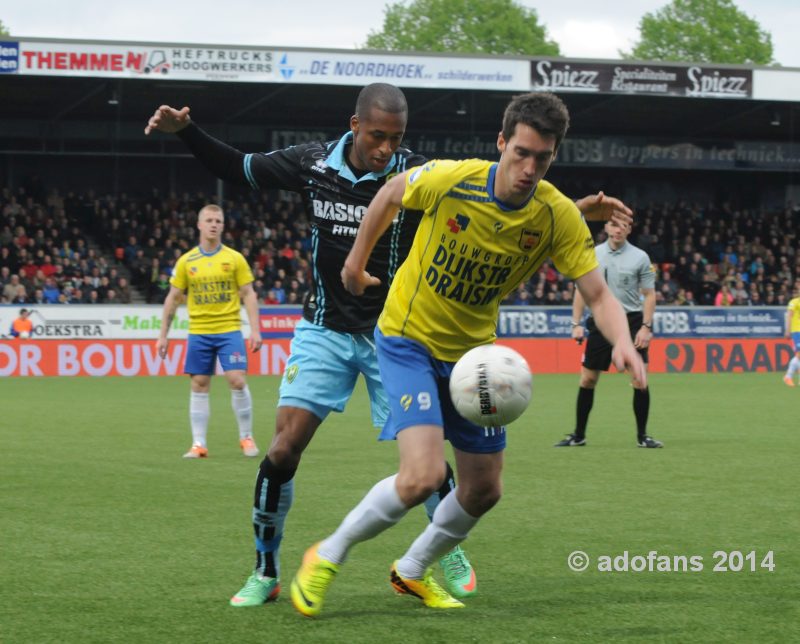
[
  {"x1": 576, "y1": 191, "x2": 633, "y2": 227},
  {"x1": 144, "y1": 105, "x2": 191, "y2": 135},
  {"x1": 341, "y1": 264, "x2": 381, "y2": 296}
]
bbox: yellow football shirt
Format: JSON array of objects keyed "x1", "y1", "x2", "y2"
[
  {"x1": 170, "y1": 245, "x2": 254, "y2": 334},
  {"x1": 378, "y1": 159, "x2": 598, "y2": 361},
  {"x1": 787, "y1": 297, "x2": 800, "y2": 333}
]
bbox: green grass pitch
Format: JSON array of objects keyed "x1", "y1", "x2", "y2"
[{"x1": 2, "y1": 373, "x2": 798, "y2": 643}]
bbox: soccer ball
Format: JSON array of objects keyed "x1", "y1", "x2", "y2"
[
  {"x1": 449, "y1": 344, "x2": 532, "y2": 427},
  {"x1": 19, "y1": 331, "x2": 30, "y2": 339}
]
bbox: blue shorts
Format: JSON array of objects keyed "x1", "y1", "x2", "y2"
[
  {"x1": 278, "y1": 318, "x2": 387, "y2": 427},
  {"x1": 185, "y1": 331, "x2": 248, "y2": 375},
  {"x1": 375, "y1": 329, "x2": 506, "y2": 454},
  {"x1": 792, "y1": 332, "x2": 800, "y2": 353}
]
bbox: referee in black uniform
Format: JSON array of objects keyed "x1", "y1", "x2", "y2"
[{"x1": 556, "y1": 219, "x2": 663, "y2": 448}]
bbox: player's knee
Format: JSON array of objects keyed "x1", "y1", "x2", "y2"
[
  {"x1": 580, "y1": 373, "x2": 599, "y2": 388},
  {"x1": 396, "y1": 466, "x2": 446, "y2": 505},
  {"x1": 267, "y1": 446, "x2": 301, "y2": 470},
  {"x1": 191, "y1": 374, "x2": 211, "y2": 392},
  {"x1": 227, "y1": 374, "x2": 247, "y2": 390},
  {"x1": 459, "y1": 482, "x2": 501, "y2": 517},
  {"x1": 267, "y1": 434, "x2": 304, "y2": 469}
]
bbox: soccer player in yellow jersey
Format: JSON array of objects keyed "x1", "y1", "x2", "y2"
[
  {"x1": 157, "y1": 204, "x2": 263, "y2": 458},
  {"x1": 783, "y1": 293, "x2": 800, "y2": 385},
  {"x1": 289, "y1": 92, "x2": 645, "y2": 616}
]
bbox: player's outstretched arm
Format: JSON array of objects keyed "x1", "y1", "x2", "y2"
[
  {"x1": 576, "y1": 191, "x2": 633, "y2": 227},
  {"x1": 146, "y1": 107, "x2": 250, "y2": 185},
  {"x1": 144, "y1": 105, "x2": 191, "y2": 135},
  {"x1": 342, "y1": 172, "x2": 409, "y2": 296},
  {"x1": 576, "y1": 268, "x2": 646, "y2": 386}
]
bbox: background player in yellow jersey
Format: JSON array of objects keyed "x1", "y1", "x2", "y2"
[
  {"x1": 783, "y1": 291, "x2": 800, "y2": 386},
  {"x1": 289, "y1": 92, "x2": 645, "y2": 616},
  {"x1": 157, "y1": 204, "x2": 263, "y2": 458}
]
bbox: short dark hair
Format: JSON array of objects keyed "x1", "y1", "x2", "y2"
[
  {"x1": 355, "y1": 83, "x2": 408, "y2": 119},
  {"x1": 502, "y1": 92, "x2": 570, "y2": 149}
]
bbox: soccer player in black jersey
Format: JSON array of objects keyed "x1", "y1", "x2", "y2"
[{"x1": 146, "y1": 84, "x2": 482, "y2": 605}]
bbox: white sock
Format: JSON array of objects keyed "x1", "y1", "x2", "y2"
[
  {"x1": 231, "y1": 385, "x2": 253, "y2": 439},
  {"x1": 319, "y1": 475, "x2": 409, "y2": 565},
  {"x1": 189, "y1": 391, "x2": 210, "y2": 447},
  {"x1": 788, "y1": 357, "x2": 800, "y2": 377},
  {"x1": 396, "y1": 489, "x2": 479, "y2": 580}
]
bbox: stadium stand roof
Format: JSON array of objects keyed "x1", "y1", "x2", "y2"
[{"x1": 1, "y1": 38, "x2": 798, "y2": 205}]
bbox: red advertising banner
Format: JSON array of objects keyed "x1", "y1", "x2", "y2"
[
  {"x1": 1, "y1": 337, "x2": 792, "y2": 377},
  {"x1": 0, "y1": 339, "x2": 292, "y2": 377},
  {"x1": 501, "y1": 338, "x2": 793, "y2": 374}
]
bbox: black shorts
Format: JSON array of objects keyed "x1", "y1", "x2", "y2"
[{"x1": 581, "y1": 312, "x2": 648, "y2": 372}]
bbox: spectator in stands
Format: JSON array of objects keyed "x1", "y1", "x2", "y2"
[
  {"x1": 0, "y1": 246, "x2": 15, "y2": 272},
  {"x1": 673, "y1": 288, "x2": 689, "y2": 306},
  {"x1": 116, "y1": 277, "x2": 133, "y2": 304},
  {"x1": 39, "y1": 254, "x2": 56, "y2": 278},
  {"x1": 659, "y1": 268, "x2": 679, "y2": 301},
  {"x1": 149, "y1": 271, "x2": 171, "y2": 304},
  {"x1": 11, "y1": 285, "x2": 29, "y2": 304},
  {"x1": 270, "y1": 279, "x2": 286, "y2": 304},
  {"x1": 714, "y1": 284, "x2": 734, "y2": 306},
  {"x1": 530, "y1": 285, "x2": 546, "y2": 305},
  {"x1": 42, "y1": 278, "x2": 60, "y2": 303},
  {"x1": 731, "y1": 279, "x2": 748, "y2": 303},
  {"x1": 96, "y1": 275, "x2": 111, "y2": 301},
  {"x1": 512, "y1": 284, "x2": 532, "y2": 305},
  {"x1": 124, "y1": 235, "x2": 141, "y2": 264},
  {"x1": 19, "y1": 256, "x2": 39, "y2": 282}
]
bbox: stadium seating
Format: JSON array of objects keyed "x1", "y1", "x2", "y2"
[{"x1": 2, "y1": 182, "x2": 798, "y2": 307}]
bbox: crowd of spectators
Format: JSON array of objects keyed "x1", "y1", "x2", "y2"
[
  {"x1": 2, "y1": 182, "x2": 799, "y2": 309},
  {"x1": 90, "y1": 187, "x2": 313, "y2": 305},
  {"x1": 0, "y1": 186, "x2": 134, "y2": 306},
  {"x1": 503, "y1": 200, "x2": 800, "y2": 308}
]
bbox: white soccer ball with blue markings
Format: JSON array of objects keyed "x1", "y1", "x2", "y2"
[{"x1": 449, "y1": 344, "x2": 532, "y2": 427}]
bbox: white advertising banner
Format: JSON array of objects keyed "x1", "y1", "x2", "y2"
[
  {"x1": 0, "y1": 305, "x2": 251, "y2": 340},
  {"x1": 13, "y1": 40, "x2": 276, "y2": 82},
  {"x1": 270, "y1": 50, "x2": 530, "y2": 90},
  {"x1": 4, "y1": 39, "x2": 530, "y2": 90}
]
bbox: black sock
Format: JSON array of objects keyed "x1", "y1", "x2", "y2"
[
  {"x1": 575, "y1": 387, "x2": 594, "y2": 440},
  {"x1": 633, "y1": 387, "x2": 650, "y2": 439},
  {"x1": 253, "y1": 457, "x2": 296, "y2": 578},
  {"x1": 438, "y1": 461, "x2": 456, "y2": 500}
]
